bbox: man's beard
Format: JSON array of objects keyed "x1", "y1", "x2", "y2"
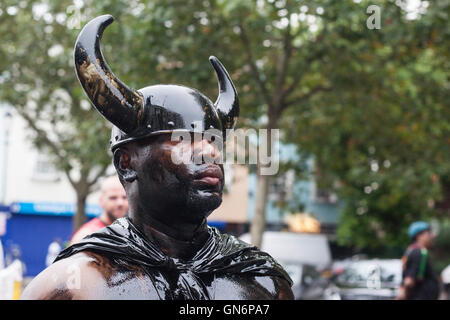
[
  {"x1": 137, "y1": 176, "x2": 223, "y2": 228},
  {"x1": 186, "y1": 187, "x2": 223, "y2": 218},
  {"x1": 139, "y1": 157, "x2": 224, "y2": 223},
  {"x1": 105, "y1": 210, "x2": 120, "y2": 224}
]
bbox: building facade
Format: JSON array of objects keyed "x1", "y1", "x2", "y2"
[{"x1": 0, "y1": 105, "x2": 104, "y2": 276}]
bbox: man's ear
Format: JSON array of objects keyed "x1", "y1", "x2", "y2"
[{"x1": 113, "y1": 148, "x2": 137, "y2": 183}]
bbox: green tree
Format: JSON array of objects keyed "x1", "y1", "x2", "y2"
[
  {"x1": 122, "y1": 0, "x2": 449, "y2": 248},
  {"x1": 2, "y1": 0, "x2": 447, "y2": 249},
  {"x1": 0, "y1": 1, "x2": 113, "y2": 230},
  {"x1": 284, "y1": 0, "x2": 450, "y2": 248}
]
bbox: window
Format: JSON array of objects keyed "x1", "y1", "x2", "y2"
[
  {"x1": 310, "y1": 175, "x2": 338, "y2": 204},
  {"x1": 268, "y1": 169, "x2": 295, "y2": 202},
  {"x1": 32, "y1": 154, "x2": 60, "y2": 182}
]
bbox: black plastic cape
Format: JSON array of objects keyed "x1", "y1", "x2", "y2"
[{"x1": 55, "y1": 218, "x2": 292, "y2": 299}]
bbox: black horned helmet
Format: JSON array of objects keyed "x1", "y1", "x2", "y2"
[{"x1": 74, "y1": 15, "x2": 239, "y2": 151}]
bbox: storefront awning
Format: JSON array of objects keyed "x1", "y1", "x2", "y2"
[{"x1": 9, "y1": 201, "x2": 102, "y2": 217}]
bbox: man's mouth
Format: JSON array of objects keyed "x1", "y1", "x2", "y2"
[{"x1": 193, "y1": 166, "x2": 223, "y2": 187}]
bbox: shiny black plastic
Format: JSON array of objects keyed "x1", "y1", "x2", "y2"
[
  {"x1": 55, "y1": 218, "x2": 292, "y2": 300},
  {"x1": 74, "y1": 15, "x2": 239, "y2": 150}
]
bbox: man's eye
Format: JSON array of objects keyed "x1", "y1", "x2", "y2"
[{"x1": 169, "y1": 139, "x2": 184, "y2": 145}]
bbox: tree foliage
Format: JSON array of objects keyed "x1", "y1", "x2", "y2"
[
  {"x1": 0, "y1": 0, "x2": 113, "y2": 229},
  {"x1": 0, "y1": 0, "x2": 448, "y2": 247},
  {"x1": 282, "y1": 0, "x2": 450, "y2": 248}
]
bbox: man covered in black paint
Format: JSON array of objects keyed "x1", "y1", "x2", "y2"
[{"x1": 21, "y1": 15, "x2": 293, "y2": 300}]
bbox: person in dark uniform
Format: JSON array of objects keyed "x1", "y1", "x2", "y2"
[
  {"x1": 397, "y1": 221, "x2": 440, "y2": 300},
  {"x1": 21, "y1": 15, "x2": 293, "y2": 300}
]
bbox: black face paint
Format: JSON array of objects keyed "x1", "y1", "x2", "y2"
[{"x1": 128, "y1": 134, "x2": 224, "y2": 240}]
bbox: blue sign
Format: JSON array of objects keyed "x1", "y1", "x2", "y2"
[
  {"x1": 207, "y1": 220, "x2": 226, "y2": 230},
  {"x1": 10, "y1": 201, "x2": 102, "y2": 217}
]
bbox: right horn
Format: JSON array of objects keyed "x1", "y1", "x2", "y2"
[
  {"x1": 209, "y1": 56, "x2": 239, "y2": 139},
  {"x1": 74, "y1": 15, "x2": 143, "y2": 134}
]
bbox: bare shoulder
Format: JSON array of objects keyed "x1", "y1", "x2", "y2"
[
  {"x1": 254, "y1": 276, "x2": 294, "y2": 300},
  {"x1": 20, "y1": 251, "x2": 108, "y2": 300},
  {"x1": 273, "y1": 276, "x2": 295, "y2": 300}
]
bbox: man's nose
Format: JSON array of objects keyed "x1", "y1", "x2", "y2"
[
  {"x1": 116, "y1": 197, "x2": 126, "y2": 207},
  {"x1": 193, "y1": 138, "x2": 220, "y2": 163}
]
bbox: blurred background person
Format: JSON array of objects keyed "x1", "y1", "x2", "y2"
[
  {"x1": 397, "y1": 221, "x2": 440, "y2": 300},
  {"x1": 70, "y1": 175, "x2": 128, "y2": 245}
]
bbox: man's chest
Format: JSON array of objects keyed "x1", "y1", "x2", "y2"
[{"x1": 86, "y1": 269, "x2": 277, "y2": 300}]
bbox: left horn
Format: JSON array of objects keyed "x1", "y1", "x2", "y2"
[
  {"x1": 209, "y1": 56, "x2": 239, "y2": 139},
  {"x1": 74, "y1": 15, "x2": 143, "y2": 134}
]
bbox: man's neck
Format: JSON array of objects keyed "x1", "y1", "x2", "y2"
[
  {"x1": 411, "y1": 241, "x2": 428, "y2": 250},
  {"x1": 417, "y1": 241, "x2": 430, "y2": 250},
  {"x1": 99, "y1": 213, "x2": 112, "y2": 226},
  {"x1": 130, "y1": 212, "x2": 210, "y2": 260}
]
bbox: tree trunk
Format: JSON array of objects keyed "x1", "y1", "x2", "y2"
[
  {"x1": 73, "y1": 191, "x2": 88, "y2": 232},
  {"x1": 250, "y1": 113, "x2": 278, "y2": 248},
  {"x1": 250, "y1": 170, "x2": 270, "y2": 248}
]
